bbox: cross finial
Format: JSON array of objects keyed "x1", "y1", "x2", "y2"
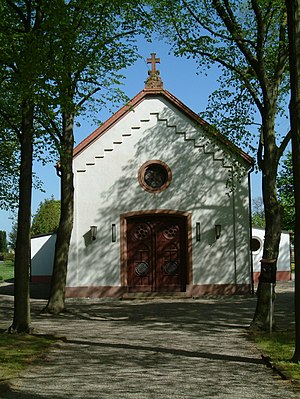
[
  {"x1": 145, "y1": 53, "x2": 163, "y2": 90},
  {"x1": 147, "y1": 53, "x2": 160, "y2": 74}
]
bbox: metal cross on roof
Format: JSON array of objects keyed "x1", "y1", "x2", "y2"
[{"x1": 147, "y1": 53, "x2": 160, "y2": 74}]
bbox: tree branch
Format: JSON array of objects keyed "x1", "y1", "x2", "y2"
[
  {"x1": 257, "y1": 131, "x2": 264, "y2": 170},
  {"x1": 278, "y1": 129, "x2": 291, "y2": 158},
  {"x1": 273, "y1": 11, "x2": 289, "y2": 93},
  {"x1": 181, "y1": 0, "x2": 255, "y2": 47},
  {"x1": 174, "y1": 20, "x2": 264, "y2": 115},
  {"x1": 6, "y1": 0, "x2": 27, "y2": 27},
  {"x1": 251, "y1": 0, "x2": 265, "y2": 66},
  {"x1": 36, "y1": 104, "x2": 62, "y2": 142},
  {"x1": 0, "y1": 109, "x2": 21, "y2": 139},
  {"x1": 76, "y1": 86, "x2": 102, "y2": 108},
  {"x1": 212, "y1": 0, "x2": 261, "y2": 78}
]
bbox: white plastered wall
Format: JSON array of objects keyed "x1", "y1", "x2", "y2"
[
  {"x1": 252, "y1": 227, "x2": 291, "y2": 273},
  {"x1": 31, "y1": 234, "x2": 56, "y2": 276},
  {"x1": 67, "y1": 96, "x2": 251, "y2": 288}
]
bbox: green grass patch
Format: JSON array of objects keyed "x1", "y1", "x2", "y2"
[
  {"x1": 250, "y1": 329, "x2": 300, "y2": 382},
  {"x1": 0, "y1": 260, "x2": 14, "y2": 282},
  {"x1": 0, "y1": 333, "x2": 54, "y2": 383}
]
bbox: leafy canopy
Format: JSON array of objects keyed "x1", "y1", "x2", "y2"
[
  {"x1": 31, "y1": 198, "x2": 61, "y2": 236},
  {"x1": 153, "y1": 0, "x2": 289, "y2": 154},
  {"x1": 277, "y1": 152, "x2": 294, "y2": 231}
]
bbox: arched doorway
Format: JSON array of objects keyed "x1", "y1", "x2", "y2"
[{"x1": 121, "y1": 212, "x2": 191, "y2": 293}]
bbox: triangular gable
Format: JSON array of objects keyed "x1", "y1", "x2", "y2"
[{"x1": 73, "y1": 87, "x2": 253, "y2": 167}]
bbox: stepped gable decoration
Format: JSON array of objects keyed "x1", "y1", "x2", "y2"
[
  {"x1": 73, "y1": 53, "x2": 252, "y2": 169},
  {"x1": 31, "y1": 52, "x2": 255, "y2": 299},
  {"x1": 145, "y1": 53, "x2": 163, "y2": 90}
]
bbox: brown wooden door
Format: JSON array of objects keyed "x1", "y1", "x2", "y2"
[{"x1": 127, "y1": 216, "x2": 187, "y2": 292}]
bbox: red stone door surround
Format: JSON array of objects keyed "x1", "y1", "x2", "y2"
[{"x1": 120, "y1": 211, "x2": 192, "y2": 293}]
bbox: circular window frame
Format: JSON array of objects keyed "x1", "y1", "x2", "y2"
[
  {"x1": 250, "y1": 236, "x2": 262, "y2": 253},
  {"x1": 138, "y1": 160, "x2": 172, "y2": 193}
]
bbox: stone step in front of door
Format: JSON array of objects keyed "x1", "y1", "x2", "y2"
[{"x1": 121, "y1": 292, "x2": 191, "y2": 300}]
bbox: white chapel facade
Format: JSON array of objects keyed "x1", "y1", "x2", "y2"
[{"x1": 32, "y1": 54, "x2": 254, "y2": 297}]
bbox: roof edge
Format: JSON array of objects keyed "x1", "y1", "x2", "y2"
[{"x1": 73, "y1": 87, "x2": 253, "y2": 166}]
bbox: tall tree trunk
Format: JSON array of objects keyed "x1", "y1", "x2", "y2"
[
  {"x1": 250, "y1": 107, "x2": 281, "y2": 331},
  {"x1": 285, "y1": 0, "x2": 300, "y2": 362},
  {"x1": 9, "y1": 101, "x2": 34, "y2": 333},
  {"x1": 44, "y1": 112, "x2": 74, "y2": 314}
]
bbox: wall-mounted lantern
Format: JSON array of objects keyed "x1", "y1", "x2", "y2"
[
  {"x1": 112, "y1": 224, "x2": 116, "y2": 242},
  {"x1": 215, "y1": 224, "x2": 221, "y2": 240},
  {"x1": 196, "y1": 222, "x2": 201, "y2": 242},
  {"x1": 90, "y1": 225, "x2": 97, "y2": 241}
]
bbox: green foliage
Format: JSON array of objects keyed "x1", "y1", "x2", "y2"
[
  {"x1": 153, "y1": 0, "x2": 289, "y2": 154},
  {"x1": 0, "y1": 260, "x2": 14, "y2": 282},
  {"x1": 2, "y1": 253, "x2": 14, "y2": 262},
  {"x1": 250, "y1": 330, "x2": 300, "y2": 380},
  {"x1": 0, "y1": 231, "x2": 7, "y2": 253},
  {"x1": 253, "y1": 157, "x2": 295, "y2": 231},
  {"x1": 277, "y1": 152, "x2": 294, "y2": 231},
  {"x1": 0, "y1": 334, "x2": 54, "y2": 382},
  {"x1": 31, "y1": 198, "x2": 61, "y2": 236},
  {"x1": 0, "y1": 132, "x2": 20, "y2": 211},
  {"x1": 8, "y1": 222, "x2": 17, "y2": 252},
  {"x1": 252, "y1": 197, "x2": 265, "y2": 228},
  {"x1": 0, "y1": 1, "x2": 56, "y2": 211},
  {"x1": 37, "y1": 0, "x2": 153, "y2": 144},
  {"x1": 0, "y1": 1, "x2": 154, "y2": 210}
]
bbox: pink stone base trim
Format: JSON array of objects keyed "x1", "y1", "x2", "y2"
[
  {"x1": 64, "y1": 284, "x2": 251, "y2": 298},
  {"x1": 31, "y1": 275, "x2": 52, "y2": 283},
  {"x1": 253, "y1": 271, "x2": 292, "y2": 283},
  {"x1": 31, "y1": 282, "x2": 253, "y2": 298},
  {"x1": 65, "y1": 286, "x2": 127, "y2": 298},
  {"x1": 187, "y1": 284, "x2": 251, "y2": 297}
]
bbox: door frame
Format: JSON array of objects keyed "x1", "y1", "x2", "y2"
[{"x1": 120, "y1": 210, "x2": 192, "y2": 290}]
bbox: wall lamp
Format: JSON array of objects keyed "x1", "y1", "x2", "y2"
[
  {"x1": 196, "y1": 222, "x2": 201, "y2": 242},
  {"x1": 112, "y1": 224, "x2": 116, "y2": 242},
  {"x1": 90, "y1": 225, "x2": 97, "y2": 241},
  {"x1": 215, "y1": 224, "x2": 221, "y2": 240}
]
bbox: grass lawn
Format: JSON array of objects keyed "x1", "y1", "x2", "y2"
[
  {"x1": 0, "y1": 261, "x2": 55, "y2": 390},
  {"x1": 0, "y1": 333, "x2": 55, "y2": 385},
  {"x1": 0, "y1": 261, "x2": 14, "y2": 282},
  {"x1": 250, "y1": 329, "x2": 300, "y2": 383}
]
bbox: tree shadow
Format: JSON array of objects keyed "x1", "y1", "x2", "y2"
[
  {"x1": 0, "y1": 282, "x2": 50, "y2": 299},
  {"x1": 68, "y1": 102, "x2": 252, "y2": 294}
]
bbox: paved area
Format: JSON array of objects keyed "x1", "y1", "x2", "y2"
[{"x1": 0, "y1": 281, "x2": 299, "y2": 398}]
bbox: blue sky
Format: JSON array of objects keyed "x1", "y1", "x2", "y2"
[{"x1": 0, "y1": 39, "x2": 270, "y2": 235}]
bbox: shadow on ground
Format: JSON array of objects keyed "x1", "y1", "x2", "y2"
[
  {"x1": 0, "y1": 282, "x2": 50, "y2": 299},
  {"x1": 0, "y1": 281, "x2": 297, "y2": 399}
]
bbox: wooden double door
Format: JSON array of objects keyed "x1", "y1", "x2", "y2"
[{"x1": 126, "y1": 215, "x2": 187, "y2": 292}]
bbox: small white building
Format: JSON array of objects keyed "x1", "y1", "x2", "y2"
[
  {"x1": 31, "y1": 54, "x2": 254, "y2": 297},
  {"x1": 31, "y1": 233, "x2": 56, "y2": 283},
  {"x1": 251, "y1": 227, "x2": 291, "y2": 282}
]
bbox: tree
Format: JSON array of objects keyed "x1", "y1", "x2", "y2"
[
  {"x1": 277, "y1": 152, "x2": 295, "y2": 231},
  {"x1": 252, "y1": 197, "x2": 265, "y2": 228},
  {"x1": 0, "y1": 0, "x2": 48, "y2": 333},
  {"x1": 8, "y1": 221, "x2": 17, "y2": 252},
  {"x1": 0, "y1": 131, "x2": 19, "y2": 211},
  {"x1": 31, "y1": 198, "x2": 60, "y2": 236},
  {"x1": 41, "y1": 1, "x2": 151, "y2": 314},
  {"x1": 285, "y1": 0, "x2": 300, "y2": 362},
  {"x1": 0, "y1": 231, "x2": 8, "y2": 253},
  {"x1": 153, "y1": 0, "x2": 290, "y2": 330}
]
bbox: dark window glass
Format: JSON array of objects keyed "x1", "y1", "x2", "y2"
[
  {"x1": 144, "y1": 164, "x2": 168, "y2": 189},
  {"x1": 251, "y1": 237, "x2": 261, "y2": 252}
]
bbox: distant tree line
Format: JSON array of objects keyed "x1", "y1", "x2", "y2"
[
  {"x1": 252, "y1": 151, "x2": 294, "y2": 232},
  {"x1": 0, "y1": 231, "x2": 8, "y2": 253}
]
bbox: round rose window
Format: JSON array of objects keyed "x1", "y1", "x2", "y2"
[{"x1": 139, "y1": 160, "x2": 172, "y2": 193}]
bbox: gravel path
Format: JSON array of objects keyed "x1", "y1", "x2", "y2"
[{"x1": 0, "y1": 281, "x2": 299, "y2": 398}]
